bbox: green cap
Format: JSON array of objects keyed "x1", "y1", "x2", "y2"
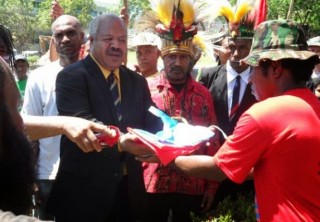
[{"x1": 242, "y1": 19, "x2": 318, "y2": 67}]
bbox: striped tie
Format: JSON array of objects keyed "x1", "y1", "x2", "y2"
[
  {"x1": 107, "y1": 71, "x2": 122, "y2": 121},
  {"x1": 230, "y1": 75, "x2": 241, "y2": 119}
]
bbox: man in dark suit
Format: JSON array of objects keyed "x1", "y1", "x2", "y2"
[
  {"x1": 197, "y1": 25, "x2": 257, "y2": 208},
  {"x1": 47, "y1": 14, "x2": 162, "y2": 222}
]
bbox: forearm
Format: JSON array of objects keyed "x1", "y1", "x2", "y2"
[
  {"x1": 23, "y1": 115, "x2": 66, "y2": 140},
  {"x1": 174, "y1": 155, "x2": 227, "y2": 182}
]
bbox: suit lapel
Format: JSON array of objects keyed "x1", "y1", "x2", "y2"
[
  {"x1": 213, "y1": 67, "x2": 230, "y2": 124},
  {"x1": 83, "y1": 56, "x2": 120, "y2": 125},
  {"x1": 230, "y1": 82, "x2": 257, "y2": 122},
  {"x1": 118, "y1": 66, "x2": 130, "y2": 127}
]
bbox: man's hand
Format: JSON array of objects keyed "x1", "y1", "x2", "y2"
[
  {"x1": 119, "y1": 133, "x2": 156, "y2": 156},
  {"x1": 201, "y1": 192, "x2": 214, "y2": 212},
  {"x1": 62, "y1": 117, "x2": 117, "y2": 153},
  {"x1": 51, "y1": 0, "x2": 64, "y2": 20},
  {"x1": 119, "y1": 7, "x2": 129, "y2": 27}
]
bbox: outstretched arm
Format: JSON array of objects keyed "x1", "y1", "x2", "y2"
[
  {"x1": 174, "y1": 155, "x2": 227, "y2": 182},
  {"x1": 23, "y1": 115, "x2": 117, "y2": 152}
]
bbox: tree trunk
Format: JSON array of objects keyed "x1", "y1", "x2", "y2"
[{"x1": 287, "y1": 0, "x2": 294, "y2": 19}]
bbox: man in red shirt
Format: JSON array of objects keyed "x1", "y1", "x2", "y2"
[
  {"x1": 121, "y1": 19, "x2": 320, "y2": 221},
  {"x1": 172, "y1": 20, "x2": 320, "y2": 221}
]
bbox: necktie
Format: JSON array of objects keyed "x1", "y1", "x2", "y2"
[
  {"x1": 107, "y1": 71, "x2": 122, "y2": 121},
  {"x1": 230, "y1": 75, "x2": 241, "y2": 118}
]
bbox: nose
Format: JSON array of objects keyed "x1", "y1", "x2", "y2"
[
  {"x1": 61, "y1": 34, "x2": 70, "y2": 43},
  {"x1": 233, "y1": 48, "x2": 240, "y2": 57},
  {"x1": 111, "y1": 39, "x2": 121, "y2": 49},
  {"x1": 174, "y1": 56, "x2": 182, "y2": 66}
]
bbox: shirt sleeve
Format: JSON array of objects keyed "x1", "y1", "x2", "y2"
[
  {"x1": 20, "y1": 71, "x2": 43, "y2": 116},
  {"x1": 215, "y1": 113, "x2": 270, "y2": 183},
  {"x1": 0, "y1": 210, "x2": 50, "y2": 222}
]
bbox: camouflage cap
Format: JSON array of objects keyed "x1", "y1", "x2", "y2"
[
  {"x1": 242, "y1": 20, "x2": 318, "y2": 67},
  {"x1": 307, "y1": 36, "x2": 320, "y2": 47}
]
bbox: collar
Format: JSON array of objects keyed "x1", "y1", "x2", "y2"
[
  {"x1": 90, "y1": 54, "x2": 120, "y2": 80},
  {"x1": 146, "y1": 71, "x2": 160, "y2": 79},
  {"x1": 226, "y1": 60, "x2": 251, "y2": 84}
]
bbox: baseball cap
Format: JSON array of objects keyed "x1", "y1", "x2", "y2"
[
  {"x1": 15, "y1": 54, "x2": 28, "y2": 63},
  {"x1": 307, "y1": 36, "x2": 320, "y2": 47},
  {"x1": 242, "y1": 20, "x2": 318, "y2": 67},
  {"x1": 131, "y1": 32, "x2": 161, "y2": 50}
]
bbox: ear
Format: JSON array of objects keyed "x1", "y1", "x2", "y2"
[
  {"x1": 271, "y1": 60, "x2": 283, "y2": 78},
  {"x1": 156, "y1": 49, "x2": 161, "y2": 57},
  {"x1": 80, "y1": 31, "x2": 85, "y2": 42},
  {"x1": 89, "y1": 35, "x2": 94, "y2": 44}
]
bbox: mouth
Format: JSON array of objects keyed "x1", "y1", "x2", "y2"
[{"x1": 108, "y1": 51, "x2": 123, "y2": 57}]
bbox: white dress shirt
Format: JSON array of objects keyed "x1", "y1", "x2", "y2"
[{"x1": 226, "y1": 61, "x2": 252, "y2": 116}]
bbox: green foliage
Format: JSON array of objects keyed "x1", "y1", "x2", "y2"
[
  {"x1": 1, "y1": 0, "x2": 320, "y2": 53},
  {"x1": 127, "y1": 0, "x2": 151, "y2": 28},
  {"x1": 26, "y1": 55, "x2": 40, "y2": 66},
  {"x1": 191, "y1": 192, "x2": 256, "y2": 222},
  {"x1": 36, "y1": 0, "x2": 96, "y2": 32},
  {"x1": 0, "y1": 0, "x2": 36, "y2": 52},
  {"x1": 267, "y1": 0, "x2": 320, "y2": 36}
]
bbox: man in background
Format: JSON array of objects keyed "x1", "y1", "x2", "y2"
[
  {"x1": 14, "y1": 54, "x2": 29, "y2": 109},
  {"x1": 21, "y1": 14, "x2": 84, "y2": 220},
  {"x1": 197, "y1": 5, "x2": 257, "y2": 207}
]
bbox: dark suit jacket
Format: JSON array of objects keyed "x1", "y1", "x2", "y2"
[
  {"x1": 199, "y1": 65, "x2": 257, "y2": 139},
  {"x1": 198, "y1": 65, "x2": 257, "y2": 206},
  {"x1": 47, "y1": 56, "x2": 162, "y2": 222}
]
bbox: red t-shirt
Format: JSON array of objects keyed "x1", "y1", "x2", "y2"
[{"x1": 216, "y1": 89, "x2": 320, "y2": 221}]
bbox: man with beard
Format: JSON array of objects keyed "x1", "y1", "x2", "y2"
[
  {"x1": 21, "y1": 15, "x2": 85, "y2": 220},
  {"x1": 47, "y1": 14, "x2": 162, "y2": 222},
  {"x1": 128, "y1": 2, "x2": 220, "y2": 221}
]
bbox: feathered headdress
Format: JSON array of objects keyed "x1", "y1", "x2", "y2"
[
  {"x1": 134, "y1": 0, "x2": 208, "y2": 58},
  {"x1": 206, "y1": 0, "x2": 267, "y2": 39}
]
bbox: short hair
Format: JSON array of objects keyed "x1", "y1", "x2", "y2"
[
  {"x1": 0, "y1": 25, "x2": 15, "y2": 68},
  {"x1": 51, "y1": 15, "x2": 82, "y2": 34},
  {"x1": 89, "y1": 14, "x2": 126, "y2": 38},
  {"x1": 259, "y1": 57, "x2": 320, "y2": 83}
]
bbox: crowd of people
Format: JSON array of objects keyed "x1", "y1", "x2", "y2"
[{"x1": 1, "y1": 0, "x2": 320, "y2": 222}]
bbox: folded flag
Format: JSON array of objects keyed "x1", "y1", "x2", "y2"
[{"x1": 128, "y1": 106, "x2": 214, "y2": 165}]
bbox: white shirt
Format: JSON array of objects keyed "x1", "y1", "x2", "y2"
[
  {"x1": 226, "y1": 61, "x2": 252, "y2": 116},
  {"x1": 21, "y1": 60, "x2": 63, "y2": 180}
]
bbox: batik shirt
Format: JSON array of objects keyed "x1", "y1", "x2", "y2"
[{"x1": 143, "y1": 71, "x2": 220, "y2": 195}]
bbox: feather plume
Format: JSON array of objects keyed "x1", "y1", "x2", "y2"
[
  {"x1": 234, "y1": 2, "x2": 252, "y2": 23},
  {"x1": 219, "y1": 5, "x2": 234, "y2": 22},
  {"x1": 179, "y1": 0, "x2": 195, "y2": 27},
  {"x1": 193, "y1": 33, "x2": 215, "y2": 61},
  {"x1": 205, "y1": 0, "x2": 232, "y2": 23},
  {"x1": 152, "y1": 0, "x2": 174, "y2": 27},
  {"x1": 133, "y1": 11, "x2": 159, "y2": 33}
]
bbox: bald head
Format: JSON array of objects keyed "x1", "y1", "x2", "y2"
[
  {"x1": 51, "y1": 15, "x2": 84, "y2": 66},
  {"x1": 52, "y1": 15, "x2": 82, "y2": 33}
]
